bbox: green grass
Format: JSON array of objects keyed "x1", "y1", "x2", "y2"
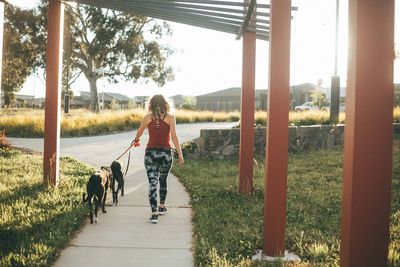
[
  {"x1": 172, "y1": 140, "x2": 400, "y2": 267},
  {"x1": 0, "y1": 148, "x2": 94, "y2": 267}
]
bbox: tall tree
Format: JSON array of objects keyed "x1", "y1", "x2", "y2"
[
  {"x1": 65, "y1": 4, "x2": 174, "y2": 112},
  {"x1": 1, "y1": 4, "x2": 43, "y2": 107}
]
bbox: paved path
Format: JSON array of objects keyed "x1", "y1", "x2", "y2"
[{"x1": 9, "y1": 122, "x2": 236, "y2": 267}]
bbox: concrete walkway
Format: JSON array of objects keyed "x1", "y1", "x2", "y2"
[
  {"x1": 53, "y1": 168, "x2": 193, "y2": 267},
  {"x1": 8, "y1": 122, "x2": 236, "y2": 267}
]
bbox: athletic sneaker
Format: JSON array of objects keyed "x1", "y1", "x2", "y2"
[
  {"x1": 158, "y1": 207, "x2": 167, "y2": 215},
  {"x1": 149, "y1": 214, "x2": 158, "y2": 224}
]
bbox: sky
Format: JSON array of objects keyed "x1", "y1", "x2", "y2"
[{"x1": 13, "y1": 0, "x2": 400, "y2": 98}]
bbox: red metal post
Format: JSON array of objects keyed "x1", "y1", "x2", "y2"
[
  {"x1": 43, "y1": 0, "x2": 64, "y2": 187},
  {"x1": 263, "y1": 0, "x2": 291, "y2": 256},
  {"x1": 239, "y1": 30, "x2": 256, "y2": 194},
  {"x1": 0, "y1": 1, "x2": 4, "y2": 110},
  {"x1": 340, "y1": 1, "x2": 394, "y2": 266}
]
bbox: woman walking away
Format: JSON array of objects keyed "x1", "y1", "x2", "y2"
[{"x1": 133, "y1": 95, "x2": 184, "y2": 224}]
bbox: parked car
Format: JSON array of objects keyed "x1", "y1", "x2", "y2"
[{"x1": 294, "y1": 102, "x2": 319, "y2": 112}]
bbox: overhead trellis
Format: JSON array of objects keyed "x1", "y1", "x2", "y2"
[{"x1": 66, "y1": 0, "x2": 298, "y2": 41}]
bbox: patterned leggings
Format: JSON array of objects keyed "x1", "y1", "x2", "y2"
[{"x1": 144, "y1": 148, "x2": 173, "y2": 213}]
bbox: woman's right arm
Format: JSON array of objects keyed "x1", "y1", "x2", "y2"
[
  {"x1": 169, "y1": 114, "x2": 184, "y2": 165},
  {"x1": 134, "y1": 114, "x2": 151, "y2": 143}
]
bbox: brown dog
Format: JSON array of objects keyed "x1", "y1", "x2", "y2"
[{"x1": 82, "y1": 167, "x2": 111, "y2": 224}]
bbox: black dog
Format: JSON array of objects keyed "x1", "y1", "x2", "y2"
[
  {"x1": 110, "y1": 160, "x2": 124, "y2": 205},
  {"x1": 82, "y1": 167, "x2": 111, "y2": 224}
]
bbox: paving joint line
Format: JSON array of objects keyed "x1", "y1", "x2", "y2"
[
  {"x1": 106, "y1": 204, "x2": 192, "y2": 208},
  {"x1": 70, "y1": 244, "x2": 191, "y2": 250}
]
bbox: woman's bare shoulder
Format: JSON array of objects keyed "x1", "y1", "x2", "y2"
[
  {"x1": 164, "y1": 114, "x2": 175, "y2": 125},
  {"x1": 143, "y1": 114, "x2": 152, "y2": 121},
  {"x1": 167, "y1": 113, "x2": 176, "y2": 120}
]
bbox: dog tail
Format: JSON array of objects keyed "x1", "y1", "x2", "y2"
[{"x1": 82, "y1": 193, "x2": 88, "y2": 203}]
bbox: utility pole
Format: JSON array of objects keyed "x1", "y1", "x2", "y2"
[
  {"x1": 64, "y1": 8, "x2": 71, "y2": 113},
  {"x1": 330, "y1": 0, "x2": 340, "y2": 124},
  {"x1": 0, "y1": 1, "x2": 5, "y2": 110}
]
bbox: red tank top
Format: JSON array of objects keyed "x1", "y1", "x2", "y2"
[{"x1": 147, "y1": 115, "x2": 171, "y2": 149}]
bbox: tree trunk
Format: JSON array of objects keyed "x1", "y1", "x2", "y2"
[
  {"x1": 4, "y1": 90, "x2": 15, "y2": 107},
  {"x1": 88, "y1": 76, "x2": 100, "y2": 113}
]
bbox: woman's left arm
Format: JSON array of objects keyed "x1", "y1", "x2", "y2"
[{"x1": 169, "y1": 114, "x2": 184, "y2": 165}]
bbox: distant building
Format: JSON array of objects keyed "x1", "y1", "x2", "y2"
[
  {"x1": 395, "y1": 84, "x2": 400, "y2": 106},
  {"x1": 132, "y1": 96, "x2": 149, "y2": 109},
  {"x1": 71, "y1": 91, "x2": 131, "y2": 109},
  {"x1": 32, "y1": 97, "x2": 45, "y2": 109},
  {"x1": 15, "y1": 94, "x2": 35, "y2": 108},
  {"x1": 289, "y1": 83, "x2": 320, "y2": 109},
  {"x1": 170, "y1": 95, "x2": 185, "y2": 109},
  {"x1": 195, "y1": 83, "x2": 321, "y2": 111},
  {"x1": 0, "y1": 93, "x2": 39, "y2": 108},
  {"x1": 196, "y1": 87, "x2": 268, "y2": 111}
]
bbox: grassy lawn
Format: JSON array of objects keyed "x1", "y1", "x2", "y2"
[
  {"x1": 172, "y1": 140, "x2": 400, "y2": 266},
  {"x1": 0, "y1": 148, "x2": 93, "y2": 267}
]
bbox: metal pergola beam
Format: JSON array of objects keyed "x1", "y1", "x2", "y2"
[
  {"x1": 340, "y1": 0, "x2": 394, "y2": 266},
  {"x1": 72, "y1": 2, "x2": 240, "y2": 34},
  {"x1": 236, "y1": 0, "x2": 256, "y2": 39},
  {"x1": 90, "y1": 0, "x2": 274, "y2": 10},
  {"x1": 69, "y1": 0, "x2": 271, "y2": 40},
  {"x1": 44, "y1": 0, "x2": 64, "y2": 187},
  {"x1": 0, "y1": 1, "x2": 3, "y2": 110},
  {"x1": 264, "y1": 0, "x2": 291, "y2": 256},
  {"x1": 239, "y1": 29, "x2": 256, "y2": 194},
  {"x1": 74, "y1": 0, "x2": 271, "y2": 17}
]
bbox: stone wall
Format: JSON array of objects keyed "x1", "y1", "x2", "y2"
[{"x1": 193, "y1": 123, "x2": 400, "y2": 158}]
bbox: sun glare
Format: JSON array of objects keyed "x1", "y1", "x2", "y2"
[{"x1": 6, "y1": 0, "x2": 40, "y2": 9}]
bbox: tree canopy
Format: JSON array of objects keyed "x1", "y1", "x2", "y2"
[
  {"x1": 64, "y1": 3, "x2": 174, "y2": 112},
  {"x1": 1, "y1": 4, "x2": 44, "y2": 107},
  {"x1": 2, "y1": 2, "x2": 174, "y2": 112}
]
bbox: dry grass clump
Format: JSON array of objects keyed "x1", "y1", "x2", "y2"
[{"x1": 1, "y1": 107, "x2": 399, "y2": 137}]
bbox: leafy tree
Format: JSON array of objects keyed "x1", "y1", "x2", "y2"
[
  {"x1": 64, "y1": 4, "x2": 174, "y2": 112},
  {"x1": 2, "y1": 2, "x2": 174, "y2": 112},
  {"x1": 310, "y1": 89, "x2": 328, "y2": 109},
  {"x1": 182, "y1": 96, "x2": 196, "y2": 110},
  {"x1": 1, "y1": 4, "x2": 43, "y2": 107}
]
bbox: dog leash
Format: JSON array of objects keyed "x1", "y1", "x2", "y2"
[
  {"x1": 115, "y1": 141, "x2": 139, "y2": 179},
  {"x1": 124, "y1": 150, "x2": 131, "y2": 178},
  {"x1": 115, "y1": 141, "x2": 139, "y2": 161}
]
